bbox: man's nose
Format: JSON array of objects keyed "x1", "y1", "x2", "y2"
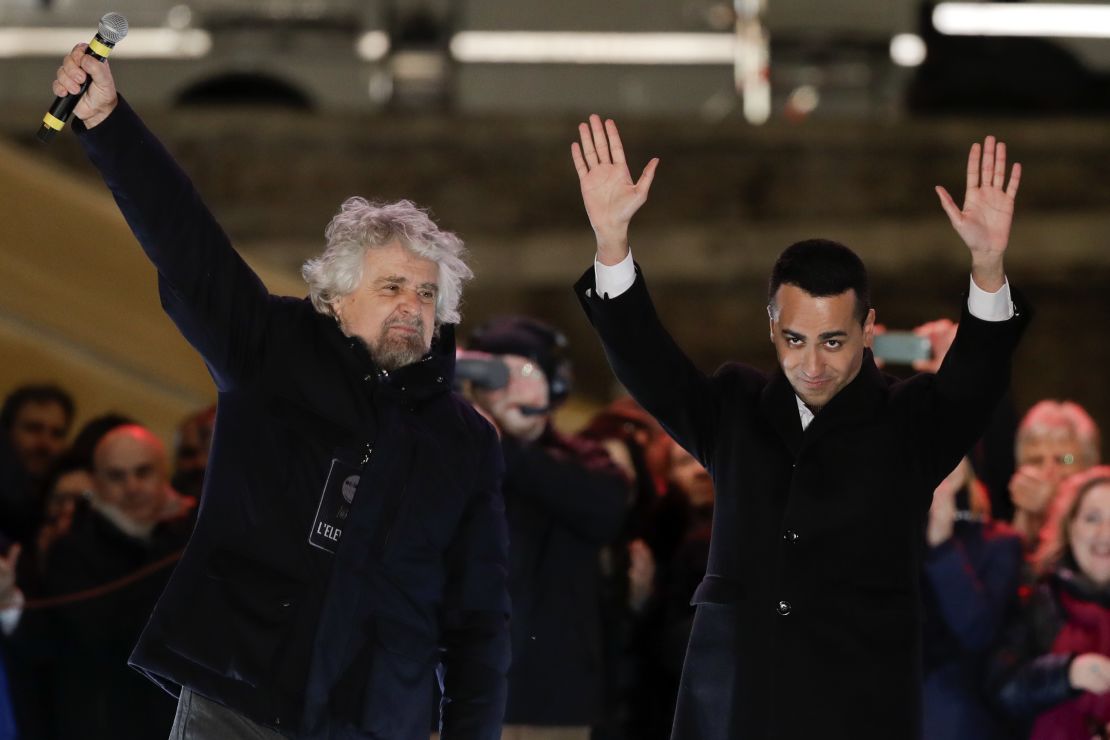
[
  {"x1": 803, "y1": 348, "x2": 821, "y2": 377},
  {"x1": 397, "y1": 288, "x2": 420, "y2": 313}
]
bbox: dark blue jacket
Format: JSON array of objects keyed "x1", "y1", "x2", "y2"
[
  {"x1": 921, "y1": 519, "x2": 1023, "y2": 740},
  {"x1": 73, "y1": 98, "x2": 510, "y2": 740}
]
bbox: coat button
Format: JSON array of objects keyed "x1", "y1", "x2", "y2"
[
  {"x1": 783, "y1": 530, "x2": 799, "y2": 543},
  {"x1": 777, "y1": 600, "x2": 792, "y2": 616}
]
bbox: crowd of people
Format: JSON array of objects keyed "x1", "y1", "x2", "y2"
[{"x1": 0, "y1": 347, "x2": 1106, "y2": 740}]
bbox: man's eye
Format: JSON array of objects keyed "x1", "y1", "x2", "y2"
[
  {"x1": 419, "y1": 290, "x2": 435, "y2": 300},
  {"x1": 787, "y1": 338, "x2": 803, "y2": 347},
  {"x1": 383, "y1": 284, "x2": 399, "y2": 293},
  {"x1": 825, "y1": 340, "x2": 842, "y2": 349}
]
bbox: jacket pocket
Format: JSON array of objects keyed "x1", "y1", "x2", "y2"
[{"x1": 168, "y1": 549, "x2": 302, "y2": 687}]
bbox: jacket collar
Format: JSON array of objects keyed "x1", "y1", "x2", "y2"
[
  {"x1": 323, "y1": 308, "x2": 456, "y2": 404},
  {"x1": 759, "y1": 349, "x2": 888, "y2": 458}
]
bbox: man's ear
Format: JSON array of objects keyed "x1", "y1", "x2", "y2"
[
  {"x1": 767, "y1": 305, "x2": 776, "y2": 343},
  {"x1": 863, "y1": 308, "x2": 877, "y2": 347}
]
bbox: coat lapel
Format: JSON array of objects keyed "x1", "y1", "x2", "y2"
[
  {"x1": 758, "y1": 369, "x2": 803, "y2": 459},
  {"x1": 799, "y1": 350, "x2": 888, "y2": 455}
]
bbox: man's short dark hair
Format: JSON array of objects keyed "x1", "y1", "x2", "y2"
[
  {"x1": 0, "y1": 383, "x2": 76, "y2": 433},
  {"x1": 768, "y1": 239, "x2": 871, "y2": 325}
]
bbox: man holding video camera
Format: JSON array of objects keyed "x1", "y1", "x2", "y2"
[{"x1": 464, "y1": 317, "x2": 627, "y2": 740}]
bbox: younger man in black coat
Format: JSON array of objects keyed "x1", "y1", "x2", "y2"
[{"x1": 569, "y1": 116, "x2": 1029, "y2": 739}]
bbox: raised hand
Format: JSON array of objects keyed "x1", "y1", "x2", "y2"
[
  {"x1": 52, "y1": 43, "x2": 118, "y2": 129},
  {"x1": 571, "y1": 114, "x2": 659, "y2": 265},
  {"x1": 936, "y1": 136, "x2": 1021, "y2": 292}
]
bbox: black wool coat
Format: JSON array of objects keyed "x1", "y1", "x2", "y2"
[
  {"x1": 74, "y1": 98, "x2": 511, "y2": 740},
  {"x1": 575, "y1": 265, "x2": 1029, "y2": 740}
]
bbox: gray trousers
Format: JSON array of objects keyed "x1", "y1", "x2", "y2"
[{"x1": 169, "y1": 687, "x2": 288, "y2": 740}]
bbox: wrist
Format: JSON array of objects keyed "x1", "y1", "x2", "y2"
[
  {"x1": 594, "y1": 229, "x2": 630, "y2": 265},
  {"x1": 971, "y1": 259, "x2": 1005, "y2": 293},
  {"x1": 82, "y1": 96, "x2": 118, "y2": 130}
]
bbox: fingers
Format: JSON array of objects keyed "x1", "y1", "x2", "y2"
[
  {"x1": 571, "y1": 143, "x2": 589, "y2": 180},
  {"x1": 966, "y1": 142, "x2": 980, "y2": 192},
  {"x1": 980, "y1": 135, "x2": 996, "y2": 192},
  {"x1": 993, "y1": 141, "x2": 1007, "y2": 189},
  {"x1": 605, "y1": 119, "x2": 626, "y2": 165},
  {"x1": 935, "y1": 186, "x2": 961, "y2": 225},
  {"x1": 578, "y1": 122, "x2": 599, "y2": 168},
  {"x1": 589, "y1": 114, "x2": 611, "y2": 165},
  {"x1": 1006, "y1": 162, "x2": 1022, "y2": 199},
  {"x1": 57, "y1": 44, "x2": 95, "y2": 96},
  {"x1": 636, "y1": 158, "x2": 660, "y2": 195}
]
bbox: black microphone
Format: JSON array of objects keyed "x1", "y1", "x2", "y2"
[{"x1": 36, "y1": 12, "x2": 128, "y2": 143}]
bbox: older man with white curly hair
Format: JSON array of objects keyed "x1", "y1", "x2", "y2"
[{"x1": 48, "y1": 44, "x2": 510, "y2": 740}]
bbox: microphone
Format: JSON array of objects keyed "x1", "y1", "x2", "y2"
[{"x1": 36, "y1": 12, "x2": 128, "y2": 143}]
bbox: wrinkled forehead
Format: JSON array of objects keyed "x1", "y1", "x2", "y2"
[{"x1": 363, "y1": 242, "x2": 440, "y2": 284}]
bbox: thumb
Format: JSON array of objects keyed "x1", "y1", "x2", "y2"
[
  {"x1": 635, "y1": 158, "x2": 660, "y2": 196},
  {"x1": 935, "y1": 186, "x2": 962, "y2": 227}
]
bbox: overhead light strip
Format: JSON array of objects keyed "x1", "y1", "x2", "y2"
[
  {"x1": 449, "y1": 32, "x2": 736, "y2": 65},
  {"x1": 0, "y1": 28, "x2": 213, "y2": 58},
  {"x1": 934, "y1": 2, "x2": 1110, "y2": 38}
]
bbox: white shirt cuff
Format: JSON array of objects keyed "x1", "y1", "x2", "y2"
[
  {"x1": 967, "y1": 275, "x2": 1014, "y2": 322},
  {"x1": 592, "y1": 250, "x2": 636, "y2": 299},
  {"x1": 1, "y1": 589, "x2": 24, "y2": 635}
]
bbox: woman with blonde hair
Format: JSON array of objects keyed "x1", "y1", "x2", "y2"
[{"x1": 990, "y1": 466, "x2": 1110, "y2": 739}]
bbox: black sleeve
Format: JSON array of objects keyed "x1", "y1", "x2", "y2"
[
  {"x1": 574, "y1": 265, "x2": 727, "y2": 468},
  {"x1": 74, "y1": 96, "x2": 272, "y2": 390},
  {"x1": 916, "y1": 291, "x2": 1031, "y2": 487}
]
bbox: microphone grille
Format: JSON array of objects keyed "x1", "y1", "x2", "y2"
[{"x1": 98, "y1": 12, "x2": 129, "y2": 45}]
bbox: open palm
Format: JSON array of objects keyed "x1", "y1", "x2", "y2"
[
  {"x1": 571, "y1": 115, "x2": 658, "y2": 260},
  {"x1": 936, "y1": 136, "x2": 1021, "y2": 262}
]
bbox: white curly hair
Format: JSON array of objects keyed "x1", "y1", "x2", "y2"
[{"x1": 301, "y1": 197, "x2": 472, "y2": 325}]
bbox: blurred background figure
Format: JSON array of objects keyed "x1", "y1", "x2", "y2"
[
  {"x1": 0, "y1": 384, "x2": 75, "y2": 546},
  {"x1": 466, "y1": 316, "x2": 627, "y2": 740},
  {"x1": 1010, "y1": 401, "x2": 1100, "y2": 554},
  {"x1": 990, "y1": 466, "x2": 1110, "y2": 740},
  {"x1": 171, "y1": 404, "x2": 216, "y2": 499},
  {"x1": 920, "y1": 456, "x2": 1022, "y2": 740},
  {"x1": 578, "y1": 399, "x2": 669, "y2": 740},
  {"x1": 2, "y1": 423, "x2": 195, "y2": 740}
]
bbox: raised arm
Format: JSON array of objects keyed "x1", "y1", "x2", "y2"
[
  {"x1": 570, "y1": 118, "x2": 726, "y2": 464},
  {"x1": 55, "y1": 45, "x2": 271, "y2": 389},
  {"x1": 918, "y1": 137, "x2": 1029, "y2": 484}
]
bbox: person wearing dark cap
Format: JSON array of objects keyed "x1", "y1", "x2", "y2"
[{"x1": 467, "y1": 317, "x2": 628, "y2": 740}]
